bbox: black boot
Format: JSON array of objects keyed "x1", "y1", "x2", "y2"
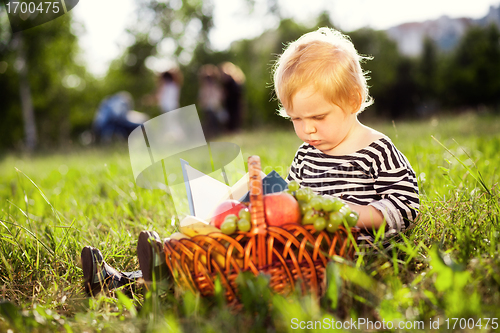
[
  {"x1": 137, "y1": 231, "x2": 171, "y2": 292},
  {"x1": 81, "y1": 246, "x2": 140, "y2": 296}
]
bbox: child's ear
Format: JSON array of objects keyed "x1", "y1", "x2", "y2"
[{"x1": 348, "y1": 90, "x2": 362, "y2": 114}]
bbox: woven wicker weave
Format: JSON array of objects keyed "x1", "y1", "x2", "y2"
[{"x1": 163, "y1": 155, "x2": 359, "y2": 302}]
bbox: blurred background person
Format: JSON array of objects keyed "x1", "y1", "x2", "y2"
[
  {"x1": 198, "y1": 64, "x2": 227, "y2": 139},
  {"x1": 92, "y1": 91, "x2": 149, "y2": 143},
  {"x1": 219, "y1": 62, "x2": 245, "y2": 133},
  {"x1": 157, "y1": 68, "x2": 183, "y2": 113}
]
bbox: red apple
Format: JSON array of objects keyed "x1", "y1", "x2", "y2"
[
  {"x1": 211, "y1": 200, "x2": 247, "y2": 229},
  {"x1": 264, "y1": 192, "x2": 301, "y2": 227}
]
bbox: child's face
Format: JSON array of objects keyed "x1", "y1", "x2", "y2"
[{"x1": 286, "y1": 86, "x2": 357, "y2": 155}]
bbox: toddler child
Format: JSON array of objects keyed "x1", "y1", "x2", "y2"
[
  {"x1": 81, "y1": 27, "x2": 420, "y2": 295},
  {"x1": 272, "y1": 27, "x2": 419, "y2": 244}
]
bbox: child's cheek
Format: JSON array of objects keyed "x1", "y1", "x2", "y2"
[{"x1": 292, "y1": 123, "x2": 301, "y2": 137}]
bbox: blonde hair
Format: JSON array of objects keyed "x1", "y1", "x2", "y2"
[{"x1": 273, "y1": 27, "x2": 373, "y2": 116}]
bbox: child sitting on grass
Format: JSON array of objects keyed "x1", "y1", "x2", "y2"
[
  {"x1": 81, "y1": 27, "x2": 420, "y2": 296},
  {"x1": 273, "y1": 27, "x2": 419, "y2": 244}
]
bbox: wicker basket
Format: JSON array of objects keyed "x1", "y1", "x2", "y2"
[{"x1": 163, "y1": 155, "x2": 359, "y2": 302}]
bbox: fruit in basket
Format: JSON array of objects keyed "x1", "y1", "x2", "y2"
[
  {"x1": 345, "y1": 211, "x2": 359, "y2": 227},
  {"x1": 237, "y1": 218, "x2": 251, "y2": 232},
  {"x1": 295, "y1": 187, "x2": 314, "y2": 202},
  {"x1": 310, "y1": 196, "x2": 324, "y2": 210},
  {"x1": 329, "y1": 211, "x2": 344, "y2": 225},
  {"x1": 313, "y1": 217, "x2": 327, "y2": 231},
  {"x1": 321, "y1": 197, "x2": 344, "y2": 212},
  {"x1": 168, "y1": 232, "x2": 191, "y2": 240},
  {"x1": 287, "y1": 180, "x2": 300, "y2": 192},
  {"x1": 221, "y1": 218, "x2": 237, "y2": 235},
  {"x1": 264, "y1": 192, "x2": 301, "y2": 227},
  {"x1": 224, "y1": 214, "x2": 238, "y2": 224},
  {"x1": 327, "y1": 212, "x2": 344, "y2": 232},
  {"x1": 331, "y1": 198, "x2": 345, "y2": 212},
  {"x1": 326, "y1": 220, "x2": 339, "y2": 233},
  {"x1": 211, "y1": 200, "x2": 247, "y2": 229},
  {"x1": 180, "y1": 216, "x2": 221, "y2": 237},
  {"x1": 238, "y1": 208, "x2": 250, "y2": 221},
  {"x1": 302, "y1": 209, "x2": 317, "y2": 225},
  {"x1": 339, "y1": 205, "x2": 352, "y2": 217},
  {"x1": 299, "y1": 201, "x2": 312, "y2": 215}
]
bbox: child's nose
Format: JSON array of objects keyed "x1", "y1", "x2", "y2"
[{"x1": 303, "y1": 121, "x2": 316, "y2": 134}]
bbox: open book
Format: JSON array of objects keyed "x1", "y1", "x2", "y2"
[{"x1": 180, "y1": 160, "x2": 287, "y2": 222}]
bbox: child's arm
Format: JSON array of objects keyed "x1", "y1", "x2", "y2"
[
  {"x1": 345, "y1": 144, "x2": 419, "y2": 234},
  {"x1": 346, "y1": 203, "x2": 385, "y2": 230},
  {"x1": 363, "y1": 155, "x2": 419, "y2": 234}
]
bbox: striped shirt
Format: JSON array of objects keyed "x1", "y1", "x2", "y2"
[{"x1": 286, "y1": 137, "x2": 420, "y2": 244}]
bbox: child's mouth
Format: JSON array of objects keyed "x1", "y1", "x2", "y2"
[{"x1": 308, "y1": 140, "x2": 321, "y2": 146}]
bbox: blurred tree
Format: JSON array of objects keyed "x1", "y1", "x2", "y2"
[
  {"x1": 13, "y1": 32, "x2": 37, "y2": 151},
  {"x1": 445, "y1": 24, "x2": 500, "y2": 109},
  {"x1": 350, "y1": 28, "x2": 414, "y2": 118},
  {"x1": 418, "y1": 37, "x2": 439, "y2": 101},
  {"x1": 228, "y1": 18, "x2": 319, "y2": 127},
  {"x1": 134, "y1": 0, "x2": 214, "y2": 54},
  {"x1": 98, "y1": 0, "x2": 217, "y2": 118},
  {"x1": 387, "y1": 58, "x2": 419, "y2": 119},
  {"x1": 413, "y1": 37, "x2": 442, "y2": 116},
  {"x1": 101, "y1": 34, "x2": 158, "y2": 115},
  {"x1": 0, "y1": 11, "x2": 97, "y2": 150}
]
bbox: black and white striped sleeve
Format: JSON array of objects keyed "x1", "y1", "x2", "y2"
[{"x1": 368, "y1": 143, "x2": 420, "y2": 233}]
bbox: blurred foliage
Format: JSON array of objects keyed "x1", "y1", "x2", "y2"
[
  {"x1": 1, "y1": 1, "x2": 500, "y2": 150},
  {"x1": 101, "y1": 34, "x2": 158, "y2": 115},
  {"x1": 443, "y1": 24, "x2": 500, "y2": 108},
  {"x1": 0, "y1": 11, "x2": 101, "y2": 150}
]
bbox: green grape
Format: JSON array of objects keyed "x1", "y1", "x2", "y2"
[
  {"x1": 224, "y1": 214, "x2": 238, "y2": 224},
  {"x1": 345, "y1": 212, "x2": 359, "y2": 227},
  {"x1": 295, "y1": 188, "x2": 313, "y2": 202},
  {"x1": 313, "y1": 217, "x2": 327, "y2": 231},
  {"x1": 302, "y1": 209, "x2": 317, "y2": 225},
  {"x1": 321, "y1": 197, "x2": 337, "y2": 212},
  {"x1": 238, "y1": 208, "x2": 250, "y2": 221},
  {"x1": 283, "y1": 189, "x2": 293, "y2": 195},
  {"x1": 339, "y1": 205, "x2": 352, "y2": 217},
  {"x1": 221, "y1": 220, "x2": 237, "y2": 235},
  {"x1": 326, "y1": 221, "x2": 339, "y2": 233},
  {"x1": 310, "y1": 196, "x2": 323, "y2": 211},
  {"x1": 287, "y1": 180, "x2": 300, "y2": 192},
  {"x1": 329, "y1": 211, "x2": 344, "y2": 226},
  {"x1": 299, "y1": 201, "x2": 312, "y2": 215},
  {"x1": 331, "y1": 197, "x2": 345, "y2": 212},
  {"x1": 304, "y1": 187, "x2": 315, "y2": 197},
  {"x1": 237, "y1": 218, "x2": 251, "y2": 232}
]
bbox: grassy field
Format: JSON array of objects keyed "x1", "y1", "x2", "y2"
[{"x1": 1, "y1": 111, "x2": 500, "y2": 332}]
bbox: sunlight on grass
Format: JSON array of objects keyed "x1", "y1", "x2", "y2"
[{"x1": 1, "y1": 112, "x2": 500, "y2": 332}]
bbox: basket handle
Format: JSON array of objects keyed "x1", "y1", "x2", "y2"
[
  {"x1": 248, "y1": 156, "x2": 268, "y2": 268},
  {"x1": 248, "y1": 155, "x2": 266, "y2": 232}
]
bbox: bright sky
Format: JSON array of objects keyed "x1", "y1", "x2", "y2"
[{"x1": 72, "y1": 0, "x2": 500, "y2": 77}]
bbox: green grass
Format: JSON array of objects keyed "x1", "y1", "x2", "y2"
[{"x1": 1, "y1": 111, "x2": 500, "y2": 332}]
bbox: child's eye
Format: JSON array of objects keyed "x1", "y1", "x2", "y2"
[{"x1": 313, "y1": 115, "x2": 325, "y2": 120}]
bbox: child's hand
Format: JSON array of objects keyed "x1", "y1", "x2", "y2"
[{"x1": 345, "y1": 203, "x2": 384, "y2": 230}]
